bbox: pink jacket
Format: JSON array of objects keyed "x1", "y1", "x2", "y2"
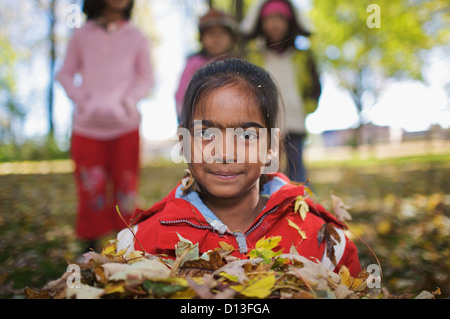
[
  {"x1": 175, "y1": 53, "x2": 210, "y2": 119},
  {"x1": 57, "y1": 21, "x2": 153, "y2": 140}
]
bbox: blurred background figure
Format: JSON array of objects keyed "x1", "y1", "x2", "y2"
[
  {"x1": 240, "y1": 0, "x2": 322, "y2": 184},
  {"x1": 175, "y1": 8, "x2": 238, "y2": 122},
  {"x1": 56, "y1": 0, "x2": 153, "y2": 251}
]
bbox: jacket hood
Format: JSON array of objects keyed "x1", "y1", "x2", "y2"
[
  {"x1": 130, "y1": 172, "x2": 346, "y2": 231},
  {"x1": 130, "y1": 172, "x2": 294, "y2": 226}
]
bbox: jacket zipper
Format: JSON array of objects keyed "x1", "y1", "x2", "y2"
[
  {"x1": 160, "y1": 219, "x2": 214, "y2": 231},
  {"x1": 245, "y1": 205, "x2": 279, "y2": 236}
]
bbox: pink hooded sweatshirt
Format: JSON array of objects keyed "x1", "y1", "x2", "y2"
[
  {"x1": 57, "y1": 20, "x2": 153, "y2": 140},
  {"x1": 174, "y1": 53, "x2": 210, "y2": 120}
]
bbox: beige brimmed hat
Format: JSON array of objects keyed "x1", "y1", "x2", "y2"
[{"x1": 199, "y1": 8, "x2": 238, "y2": 35}]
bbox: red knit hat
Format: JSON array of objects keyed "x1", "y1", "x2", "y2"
[{"x1": 260, "y1": 0, "x2": 293, "y2": 19}]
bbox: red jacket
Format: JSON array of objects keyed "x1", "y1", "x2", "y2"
[{"x1": 120, "y1": 173, "x2": 362, "y2": 277}]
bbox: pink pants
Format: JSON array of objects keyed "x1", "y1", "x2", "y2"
[{"x1": 71, "y1": 130, "x2": 139, "y2": 240}]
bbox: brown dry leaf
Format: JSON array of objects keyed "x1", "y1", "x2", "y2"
[
  {"x1": 109, "y1": 258, "x2": 171, "y2": 285},
  {"x1": 125, "y1": 250, "x2": 146, "y2": 263},
  {"x1": 317, "y1": 223, "x2": 341, "y2": 266},
  {"x1": 432, "y1": 287, "x2": 441, "y2": 296},
  {"x1": 94, "y1": 266, "x2": 107, "y2": 284},
  {"x1": 95, "y1": 263, "x2": 129, "y2": 283},
  {"x1": 24, "y1": 287, "x2": 52, "y2": 299},
  {"x1": 415, "y1": 290, "x2": 436, "y2": 299},
  {"x1": 187, "y1": 275, "x2": 236, "y2": 299},
  {"x1": 331, "y1": 195, "x2": 352, "y2": 222},
  {"x1": 334, "y1": 284, "x2": 357, "y2": 299},
  {"x1": 179, "y1": 251, "x2": 225, "y2": 277},
  {"x1": 186, "y1": 276, "x2": 214, "y2": 298},
  {"x1": 81, "y1": 251, "x2": 124, "y2": 266},
  {"x1": 215, "y1": 261, "x2": 250, "y2": 284},
  {"x1": 25, "y1": 270, "x2": 71, "y2": 299},
  {"x1": 291, "y1": 290, "x2": 315, "y2": 299},
  {"x1": 283, "y1": 254, "x2": 329, "y2": 291},
  {"x1": 186, "y1": 274, "x2": 234, "y2": 299},
  {"x1": 67, "y1": 283, "x2": 104, "y2": 299},
  {"x1": 338, "y1": 265, "x2": 367, "y2": 292},
  {"x1": 171, "y1": 244, "x2": 195, "y2": 277},
  {"x1": 325, "y1": 268, "x2": 341, "y2": 290},
  {"x1": 215, "y1": 241, "x2": 235, "y2": 257}
]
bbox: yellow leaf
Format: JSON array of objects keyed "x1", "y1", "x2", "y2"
[
  {"x1": 303, "y1": 186, "x2": 314, "y2": 198},
  {"x1": 94, "y1": 266, "x2": 107, "y2": 284},
  {"x1": 250, "y1": 236, "x2": 284, "y2": 262},
  {"x1": 376, "y1": 219, "x2": 391, "y2": 235},
  {"x1": 338, "y1": 265, "x2": 366, "y2": 291},
  {"x1": 231, "y1": 275, "x2": 275, "y2": 298},
  {"x1": 101, "y1": 242, "x2": 117, "y2": 255},
  {"x1": 101, "y1": 240, "x2": 127, "y2": 257},
  {"x1": 170, "y1": 287, "x2": 197, "y2": 299},
  {"x1": 217, "y1": 241, "x2": 235, "y2": 256},
  {"x1": 220, "y1": 272, "x2": 239, "y2": 283},
  {"x1": 125, "y1": 250, "x2": 145, "y2": 263},
  {"x1": 248, "y1": 249, "x2": 260, "y2": 259},
  {"x1": 286, "y1": 218, "x2": 307, "y2": 239},
  {"x1": 299, "y1": 205, "x2": 308, "y2": 221},
  {"x1": 103, "y1": 282, "x2": 125, "y2": 295},
  {"x1": 294, "y1": 196, "x2": 309, "y2": 220},
  {"x1": 339, "y1": 265, "x2": 353, "y2": 288},
  {"x1": 432, "y1": 287, "x2": 441, "y2": 296},
  {"x1": 255, "y1": 236, "x2": 282, "y2": 250}
]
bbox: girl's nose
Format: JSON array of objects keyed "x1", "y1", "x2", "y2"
[{"x1": 214, "y1": 130, "x2": 236, "y2": 163}]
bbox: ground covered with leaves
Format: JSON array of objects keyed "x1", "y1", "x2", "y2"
[
  {"x1": 1, "y1": 155, "x2": 449, "y2": 298},
  {"x1": 23, "y1": 234, "x2": 440, "y2": 299}
]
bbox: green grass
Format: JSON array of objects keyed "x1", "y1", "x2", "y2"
[{"x1": 307, "y1": 152, "x2": 450, "y2": 169}]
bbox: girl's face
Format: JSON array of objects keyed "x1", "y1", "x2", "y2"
[
  {"x1": 188, "y1": 84, "x2": 269, "y2": 200},
  {"x1": 201, "y1": 26, "x2": 234, "y2": 57},
  {"x1": 104, "y1": 0, "x2": 131, "y2": 12},
  {"x1": 261, "y1": 14, "x2": 289, "y2": 43}
]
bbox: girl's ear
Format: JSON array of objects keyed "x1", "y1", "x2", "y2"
[
  {"x1": 172, "y1": 125, "x2": 192, "y2": 164},
  {"x1": 268, "y1": 128, "x2": 280, "y2": 157},
  {"x1": 261, "y1": 129, "x2": 280, "y2": 174},
  {"x1": 178, "y1": 124, "x2": 183, "y2": 142}
]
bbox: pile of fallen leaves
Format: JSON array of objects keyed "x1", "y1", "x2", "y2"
[{"x1": 24, "y1": 234, "x2": 441, "y2": 299}]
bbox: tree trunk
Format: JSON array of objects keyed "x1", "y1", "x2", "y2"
[
  {"x1": 350, "y1": 86, "x2": 364, "y2": 148},
  {"x1": 47, "y1": 0, "x2": 56, "y2": 138}
]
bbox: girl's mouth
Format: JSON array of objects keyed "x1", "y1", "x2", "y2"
[{"x1": 209, "y1": 171, "x2": 242, "y2": 180}]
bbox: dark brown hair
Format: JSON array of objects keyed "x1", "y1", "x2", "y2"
[
  {"x1": 180, "y1": 58, "x2": 282, "y2": 134},
  {"x1": 82, "y1": 0, "x2": 134, "y2": 21}
]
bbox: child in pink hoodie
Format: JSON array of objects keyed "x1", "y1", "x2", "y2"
[{"x1": 57, "y1": 0, "x2": 153, "y2": 250}]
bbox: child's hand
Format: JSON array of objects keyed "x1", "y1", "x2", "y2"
[
  {"x1": 77, "y1": 93, "x2": 94, "y2": 117},
  {"x1": 122, "y1": 98, "x2": 138, "y2": 117}
]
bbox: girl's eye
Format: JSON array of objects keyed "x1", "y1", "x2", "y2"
[
  {"x1": 195, "y1": 129, "x2": 216, "y2": 140},
  {"x1": 237, "y1": 130, "x2": 258, "y2": 141}
]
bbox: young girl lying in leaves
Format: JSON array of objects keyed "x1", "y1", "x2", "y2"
[{"x1": 117, "y1": 58, "x2": 361, "y2": 277}]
